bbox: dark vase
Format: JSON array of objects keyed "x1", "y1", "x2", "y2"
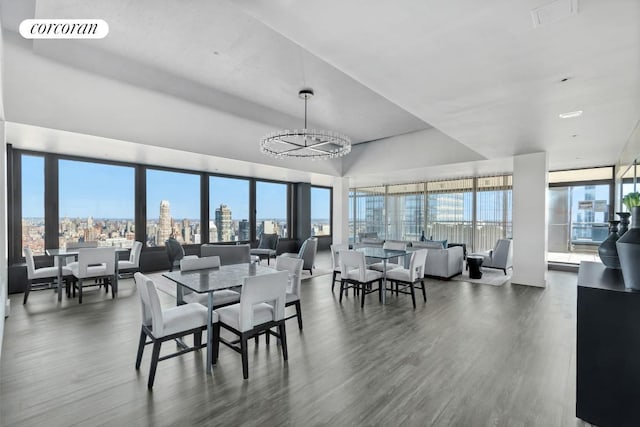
[
  {"x1": 616, "y1": 206, "x2": 640, "y2": 290},
  {"x1": 617, "y1": 212, "x2": 631, "y2": 236},
  {"x1": 598, "y1": 220, "x2": 621, "y2": 269}
]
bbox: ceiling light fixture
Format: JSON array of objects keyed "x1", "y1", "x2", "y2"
[
  {"x1": 559, "y1": 110, "x2": 583, "y2": 119},
  {"x1": 260, "y1": 89, "x2": 351, "y2": 160}
]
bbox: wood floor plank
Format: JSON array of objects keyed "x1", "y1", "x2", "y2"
[{"x1": 1, "y1": 256, "x2": 589, "y2": 426}]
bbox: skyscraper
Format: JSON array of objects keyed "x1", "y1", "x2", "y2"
[
  {"x1": 157, "y1": 200, "x2": 172, "y2": 244},
  {"x1": 238, "y1": 219, "x2": 250, "y2": 241},
  {"x1": 215, "y1": 204, "x2": 232, "y2": 242}
]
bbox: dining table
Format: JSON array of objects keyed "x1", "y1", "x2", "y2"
[
  {"x1": 46, "y1": 247, "x2": 129, "y2": 302},
  {"x1": 354, "y1": 247, "x2": 411, "y2": 304},
  {"x1": 163, "y1": 262, "x2": 277, "y2": 374}
]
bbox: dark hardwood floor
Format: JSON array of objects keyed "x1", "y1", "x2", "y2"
[{"x1": 1, "y1": 260, "x2": 589, "y2": 426}]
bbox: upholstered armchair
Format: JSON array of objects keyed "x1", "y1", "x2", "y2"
[
  {"x1": 282, "y1": 237, "x2": 318, "y2": 274},
  {"x1": 475, "y1": 239, "x2": 513, "y2": 275},
  {"x1": 250, "y1": 233, "x2": 279, "y2": 265}
]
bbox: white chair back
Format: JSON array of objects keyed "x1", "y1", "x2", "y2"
[
  {"x1": 180, "y1": 256, "x2": 221, "y2": 271},
  {"x1": 76, "y1": 247, "x2": 115, "y2": 278},
  {"x1": 330, "y1": 244, "x2": 349, "y2": 272},
  {"x1": 134, "y1": 273, "x2": 154, "y2": 327},
  {"x1": 135, "y1": 273, "x2": 164, "y2": 335},
  {"x1": 239, "y1": 271, "x2": 288, "y2": 332},
  {"x1": 383, "y1": 241, "x2": 407, "y2": 251},
  {"x1": 408, "y1": 249, "x2": 428, "y2": 281},
  {"x1": 24, "y1": 247, "x2": 37, "y2": 279},
  {"x1": 275, "y1": 255, "x2": 303, "y2": 296},
  {"x1": 340, "y1": 250, "x2": 367, "y2": 282},
  {"x1": 129, "y1": 241, "x2": 143, "y2": 265}
]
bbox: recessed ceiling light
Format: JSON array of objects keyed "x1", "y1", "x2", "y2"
[{"x1": 559, "y1": 110, "x2": 583, "y2": 119}]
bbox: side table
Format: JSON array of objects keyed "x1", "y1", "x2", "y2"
[{"x1": 466, "y1": 255, "x2": 484, "y2": 279}]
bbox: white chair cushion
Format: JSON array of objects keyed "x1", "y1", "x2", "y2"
[
  {"x1": 70, "y1": 264, "x2": 108, "y2": 279},
  {"x1": 216, "y1": 302, "x2": 274, "y2": 331},
  {"x1": 64, "y1": 261, "x2": 78, "y2": 271},
  {"x1": 368, "y1": 262, "x2": 403, "y2": 272},
  {"x1": 31, "y1": 266, "x2": 72, "y2": 279},
  {"x1": 250, "y1": 249, "x2": 276, "y2": 256},
  {"x1": 183, "y1": 290, "x2": 240, "y2": 307},
  {"x1": 345, "y1": 269, "x2": 384, "y2": 282},
  {"x1": 285, "y1": 292, "x2": 299, "y2": 304},
  {"x1": 159, "y1": 303, "x2": 213, "y2": 338},
  {"x1": 385, "y1": 268, "x2": 412, "y2": 282},
  {"x1": 118, "y1": 260, "x2": 137, "y2": 270}
]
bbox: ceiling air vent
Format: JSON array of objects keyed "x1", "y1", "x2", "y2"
[{"x1": 531, "y1": 0, "x2": 579, "y2": 29}]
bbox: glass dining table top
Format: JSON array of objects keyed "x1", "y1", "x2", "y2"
[
  {"x1": 46, "y1": 247, "x2": 128, "y2": 256},
  {"x1": 354, "y1": 247, "x2": 408, "y2": 259},
  {"x1": 162, "y1": 263, "x2": 277, "y2": 293}
]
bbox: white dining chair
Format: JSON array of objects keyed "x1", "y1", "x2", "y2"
[
  {"x1": 134, "y1": 273, "x2": 215, "y2": 388},
  {"x1": 368, "y1": 241, "x2": 408, "y2": 272},
  {"x1": 214, "y1": 270, "x2": 289, "y2": 379},
  {"x1": 330, "y1": 244, "x2": 349, "y2": 292},
  {"x1": 385, "y1": 249, "x2": 428, "y2": 308},
  {"x1": 118, "y1": 241, "x2": 143, "y2": 278},
  {"x1": 69, "y1": 247, "x2": 116, "y2": 303},
  {"x1": 179, "y1": 256, "x2": 241, "y2": 308},
  {"x1": 23, "y1": 247, "x2": 72, "y2": 304},
  {"x1": 339, "y1": 250, "x2": 384, "y2": 308},
  {"x1": 275, "y1": 255, "x2": 304, "y2": 330}
]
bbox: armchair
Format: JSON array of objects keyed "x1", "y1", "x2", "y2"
[
  {"x1": 282, "y1": 238, "x2": 318, "y2": 274},
  {"x1": 250, "y1": 233, "x2": 279, "y2": 265},
  {"x1": 471, "y1": 239, "x2": 513, "y2": 275}
]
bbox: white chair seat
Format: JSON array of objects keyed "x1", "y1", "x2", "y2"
[
  {"x1": 159, "y1": 303, "x2": 213, "y2": 338},
  {"x1": 31, "y1": 266, "x2": 72, "y2": 279},
  {"x1": 250, "y1": 248, "x2": 276, "y2": 256},
  {"x1": 70, "y1": 264, "x2": 107, "y2": 278},
  {"x1": 345, "y1": 269, "x2": 384, "y2": 282},
  {"x1": 216, "y1": 302, "x2": 274, "y2": 331},
  {"x1": 183, "y1": 289, "x2": 240, "y2": 307},
  {"x1": 65, "y1": 261, "x2": 78, "y2": 271},
  {"x1": 385, "y1": 268, "x2": 411, "y2": 282},
  {"x1": 368, "y1": 262, "x2": 403, "y2": 272},
  {"x1": 118, "y1": 260, "x2": 137, "y2": 270},
  {"x1": 285, "y1": 292, "x2": 299, "y2": 304}
]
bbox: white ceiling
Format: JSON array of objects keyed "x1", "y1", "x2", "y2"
[{"x1": 1, "y1": 0, "x2": 639, "y2": 184}]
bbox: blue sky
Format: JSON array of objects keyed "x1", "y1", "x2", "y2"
[{"x1": 22, "y1": 156, "x2": 331, "y2": 220}]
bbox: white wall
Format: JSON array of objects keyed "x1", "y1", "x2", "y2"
[
  {"x1": 0, "y1": 15, "x2": 7, "y2": 357},
  {"x1": 511, "y1": 152, "x2": 548, "y2": 288}
]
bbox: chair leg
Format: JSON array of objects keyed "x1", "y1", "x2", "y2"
[
  {"x1": 265, "y1": 329, "x2": 271, "y2": 345},
  {"x1": 78, "y1": 280, "x2": 83, "y2": 304},
  {"x1": 294, "y1": 300, "x2": 303, "y2": 330},
  {"x1": 421, "y1": 280, "x2": 427, "y2": 302},
  {"x1": 361, "y1": 283, "x2": 366, "y2": 308},
  {"x1": 339, "y1": 280, "x2": 345, "y2": 303},
  {"x1": 331, "y1": 271, "x2": 337, "y2": 291},
  {"x1": 194, "y1": 330, "x2": 202, "y2": 348},
  {"x1": 241, "y1": 334, "x2": 249, "y2": 379},
  {"x1": 278, "y1": 322, "x2": 288, "y2": 361},
  {"x1": 410, "y1": 283, "x2": 417, "y2": 309},
  {"x1": 504, "y1": 269, "x2": 507, "y2": 275},
  {"x1": 135, "y1": 328, "x2": 146, "y2": 369},
  {"x1": 23, "y1": 280, "x2": 31, "y2": 304},
  {"x1": 148, "y1": 341, "x2": 162, "y2": 389},
  {"x1": 212, "y1": 324, "x2": 220, "y2": 364}
]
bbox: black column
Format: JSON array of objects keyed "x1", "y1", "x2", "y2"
[
  {"x1": 294, "y1": 183, "x2": 311, "y2": 242},
  {"x1": 135, "y1": 165, "x2": 146, "y2": 245},
  {"x1": 44, "y1": 155, "x2": 59, "y2": 250}
]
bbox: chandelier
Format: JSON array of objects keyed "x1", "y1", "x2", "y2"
[{"x1": 260, "y1": 89, "x2": 351, "y2": 160}]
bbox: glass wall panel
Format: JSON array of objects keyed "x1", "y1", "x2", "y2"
[
  {"x1": 351, "y1": 186, "x2": 385, "y2": 242},
  {"x1": 209, "y1": 176, "x2": 250, "y2": 242},
  {"x1": 59, "y1": 159, "x2": 135, "y2": 249},
  {"x1": 386, "y1": 183, "x2": 424, "y2": 241},
  {"x1": 21, "y1": 155, "x2": 45, "y2": 255},
  {"x1": 426, "y1": 179, "x2": 474, "y2": 247},
  {"x1": 256, "y1": 181, "x2": 288, "y2": 238},
  {"x1": 475, "y1": 176, "x2": 512, "y2": 252},
  {"x1": 311, "y1": 187, "x2": 331, "y2": 236},
  {"x1": 146, "y1": 169, "x2": 200, "y2": 247}
]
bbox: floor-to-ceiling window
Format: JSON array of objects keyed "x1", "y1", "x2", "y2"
[
  {"x1": 21, "y1": 155, "x2": 45, "y2": 255},
  {"x1": 146, "y1": 169, "x2": 200, "y2": 247},
  {"x1": 426, "y1": 178, "x2": 474, "y2": 248},
  {"x1": 547, "y1": 167, "x2": 613, "y2": 264},
  {"x1": 386, "y1": 183, "x2": 424, "y2": 241},
  {"x1": 255, "y1": 181, "x2": 289, "y2": 238},
  {"x1": 310, "y1": 186, "x2": 331, "y2": 236},
  {"x1": 59, "y1": 159, "x2": 135, "y2": 249},
  {"x1": 475, "y1": 176, "x2": 512, "y2": 252},
  {"x1": 350, "y1": 186, "x2": 385, "y2": 243},
  {"x1": 209, "y1": 176, "x2": 250, "y2": 242}
]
